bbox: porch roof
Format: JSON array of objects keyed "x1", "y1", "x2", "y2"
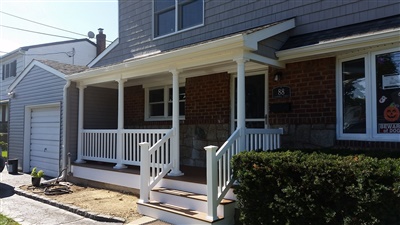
[
  {"x1": 66, "y1": 19, "x2": 295, "y2": 87},
  {"x1": 276, "y1": 15, "x2": 400, "y2": 62}
]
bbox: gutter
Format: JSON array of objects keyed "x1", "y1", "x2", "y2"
[{"x1": 42, "y1": 80, "x2": 71, "y2": 184}]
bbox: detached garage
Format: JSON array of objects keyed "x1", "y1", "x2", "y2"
[{"x1": 8, "y1": 60, "x2": 86, "y2": 177}]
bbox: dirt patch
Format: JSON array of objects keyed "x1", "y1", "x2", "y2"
[{"x1": 20, "y1": 182, "x2": 142, "y2": 224}]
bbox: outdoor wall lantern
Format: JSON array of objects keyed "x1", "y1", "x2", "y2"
[
  {"x1": 274, "y1": 72, "x2": 283, "y2": 82},
  {"x1": 8, "y1": 92, "x2": 15, "y2": 99}
]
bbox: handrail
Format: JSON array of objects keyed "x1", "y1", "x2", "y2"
[
  {"x1": 139, "y1": 128, "x2": 174, "y2": 203},
  {"x1": 205, "y1": 127, "x2": 283, "y2": 220},
  {"x1": 205, "y1": 128, "x2": 241, "y2": 220}
]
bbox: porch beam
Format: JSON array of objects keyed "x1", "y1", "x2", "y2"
[
  {"x1": 235, "y1": 58, "x2": 248, "y2": 152},
  {"x1": 114, "y1": 78, "x2": 127, "y2": 169},
  {"x1": 168, "y1": 69, "x2": 184, "y2": 176},
  {"x1": 75, "y1": 85, "x2": 86, "y2": 164}
]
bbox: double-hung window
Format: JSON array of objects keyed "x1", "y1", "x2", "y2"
[
  {"x1": 2, "y1": 60, "x2": 17, "y2": 80},
  {"x1": 153, "y1": 0, "x2": 204, "y2": 38},
  {"x1": 146, "y1": 86, "x2": 185, "y2": 120},
  {"x1": 337, "y1": 48, "x2": 400, "y2": 141}
]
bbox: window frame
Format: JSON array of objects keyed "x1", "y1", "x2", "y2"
[
  {"x1": 336, "y1": 47, "x2": 400, "y2": 142},
  {"x1": 153, "y1": 0, "x2": 204, "y2": 39},
  {"x1": 2, "y1": 60, "x2": 17, "y2": 80},
  {"x1": 145, "y1": 84, "x2": 186, "y2": 121}
]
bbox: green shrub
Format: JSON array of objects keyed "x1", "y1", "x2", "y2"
[{"x1": 232, "y1": 151, "x2": 400, "y2": 225}]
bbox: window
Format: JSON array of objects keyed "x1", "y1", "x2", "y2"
[
  {"x1": 2, "y1": 60, "x2": 17, "y2": 80},
  {"x1": 154, "y1": 0, "x2": 203, "y2": 37},
  {"x1": 338, "y1": 48, "x2": 400, "y2": 141},
  {"x1": 146, "y1": 86, "x2": 185, "y2": 120}
]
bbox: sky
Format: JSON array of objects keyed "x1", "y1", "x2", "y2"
[{"x1": 0, "y1": 0, "x2": 118, "y2": 56}]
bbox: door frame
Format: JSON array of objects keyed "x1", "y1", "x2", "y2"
[
  {"x1": 23, "y1": 103, "x2": 61, "y2": 173},
  {"x1": 230, "y1": 71, "x2": 269, "y2": 133}
]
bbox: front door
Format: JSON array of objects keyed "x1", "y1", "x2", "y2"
[{"x1": 234, "y1": 74, "x2": 267, "y2": 129}]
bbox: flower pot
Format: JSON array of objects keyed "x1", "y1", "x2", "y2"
[{"x1": 32, "y1": 177, "x2": 41, "y2": 187}]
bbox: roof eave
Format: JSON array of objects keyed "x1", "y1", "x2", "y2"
[{"x1": 276, "y1": 29, "x2": 400, "y2": 62}]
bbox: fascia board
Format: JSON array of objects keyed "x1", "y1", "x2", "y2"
[
  {"x1": 276, "y1": 29, "x2": 400, "y2": 61},
  {"x1": 8, "y1": 60, "x2": 66, "y2": 92},
  {"x1": 245, "y1": 52, "x2": 285, "y2": 68},
  {"x1": 67, "y1": 34, "x2": 245, "y2": 82},
  {"x1": 244, "y1": 18, "x2": 296, "y2": 50}
]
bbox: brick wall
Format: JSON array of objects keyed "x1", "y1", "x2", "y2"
[
  {"x1": 268, "y1": 57, "x2": 337, "y2": 148},
  {"x1": 269, "y1": 57, "x2": 336, "y2": 125},
  {"x1": 185, "y1": 72, "x2": 231, "y2": 124}
]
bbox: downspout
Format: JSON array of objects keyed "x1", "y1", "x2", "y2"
[{"x1": 43, "y1": 80, "x2": 71, "y2": 184}]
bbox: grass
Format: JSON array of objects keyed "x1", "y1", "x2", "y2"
[
  {"x1": 2, "y1": 150, "x2": 7, "y2": 159},
  {"x1": 0, "y1": 214, "x2": 20, "y2": 225}
]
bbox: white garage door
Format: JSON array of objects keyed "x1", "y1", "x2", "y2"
[{"x1": 30, "y1": 106, "x2": 61, "y2": 178}]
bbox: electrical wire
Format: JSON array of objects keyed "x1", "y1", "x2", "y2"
[
  {"x1": 1, "y1": 25, "x2": 78, "y2": 40},
  {"x1": 0, "y1": 11, "x2": 113, "y2": 42},
  {"x1": 0, "y1": 10, "x2": 88, "y2": 38}
]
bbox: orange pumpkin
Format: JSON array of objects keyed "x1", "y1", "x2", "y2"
[{"x1": 384, "y1": 105, "x2": 400, "y2": 122}]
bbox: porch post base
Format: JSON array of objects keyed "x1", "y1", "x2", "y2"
[
  {"x1": 74, "y1": 159, "x2": 86, "y2": 164},
  {"x1": 168, "y1": 170, "x2": 184, "y2": 177},
  {"x1": 113, "y1": 163, "x2": 127, "y2": 169}
]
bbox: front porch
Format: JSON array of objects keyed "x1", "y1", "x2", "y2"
[{"x1": 67, "y1": 19, "x2": 294, "y2": 224}]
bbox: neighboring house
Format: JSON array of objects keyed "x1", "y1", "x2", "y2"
[
  {"x1": 63, "y1": 1, "x2": 399, "y2": 224},
  {"x1": 0, "y1": 39, "x2": 96, "y2": 137},
  {"x1": 7, "y1": 60, "x2": 87, "y2": 177}
]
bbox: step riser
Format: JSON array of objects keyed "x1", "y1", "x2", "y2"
[
  {"x1": 157, "y1": 179, "x2": 237, "y2": 200},
  {"x1": 150, "y1": 191, "x2": 227, "y2": 216},
  {"x1": 138, "y1": 204, "x2": 211, "y2": 225}
]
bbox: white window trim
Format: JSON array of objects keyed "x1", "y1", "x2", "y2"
[
  {"x1": 145, "y1": 84, "x2": 186, "y2": 121},
  {"x1": 336, "y1": 47, "x2": 400, "y2": 142},
  {"x1": 152, "y1": 0, "x2": 204, "y2": 39}
]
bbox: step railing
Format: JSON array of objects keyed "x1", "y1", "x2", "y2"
[
  {"x1": 139, "y1": 128, "x2": 174, "y2": 203},
  {"x1": 204, "y1": 127, "x2": 283, "y2": 220}
]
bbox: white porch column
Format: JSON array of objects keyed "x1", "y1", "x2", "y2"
[
  {"x1": 235, "y1": 58, "x2": 248, "y2": 152},
  {"x1": 75, "y1": 85, "x2": 86, "y2": 163},
  {"x1": 168, "y1": 70, "x2": 183, "y2": 176},
  {"x1": 113, "y1": 78, "x2": 127, "y2": 169}
]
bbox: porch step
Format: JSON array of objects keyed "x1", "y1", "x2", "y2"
[
  {"x1": 138, "y1": 187, "x2": 236, "y2": 225},
  {"x1": 137, "y1": 201, "x2": 222, "y2": 224}
]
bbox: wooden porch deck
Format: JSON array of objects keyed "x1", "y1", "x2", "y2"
[{"x1": 71, "y1": 161, "x2": 206, "y2": 184}]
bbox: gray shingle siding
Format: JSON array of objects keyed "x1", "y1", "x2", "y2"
[
  {"x1": 8, "y1": 66, "x2": 65, "y2": 167},
  {"x1": 95, "y1": 0, "x2": 399, "y2": 67}
]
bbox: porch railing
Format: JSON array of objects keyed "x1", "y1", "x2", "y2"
[
  {"x1": 81, "y1": 129, "x2": 170, "y2": 165},
  {"x1": 82, "y1": 130, "x2": 118, "y2": 163},
  {"x1": 204, "y1": 127, "x2": 283, "y2": 220},
  {"x1": 139, "y1": 128, "x2": 174, "y2": 203}
]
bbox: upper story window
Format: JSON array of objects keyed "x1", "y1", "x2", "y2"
[
  {"x1": 154, "y1": 0, "x2": 203, "y2": 38},
  {"x1": 2, "y1": 60, "x2": 17, "y2": 80},
  {"x1": 146, "y1": 85, "x2": 185, "y2": 120},
  {"x1": 337, "y1": 48, "x2": 400, "y2": 142}
]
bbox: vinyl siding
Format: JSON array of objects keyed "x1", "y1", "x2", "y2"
[
  {"x1": 95, "y1": 0, "x2": 400, "y2": 67},
  {"x1": 8, "y1": 65, "x2": 65, "y2": 168}
]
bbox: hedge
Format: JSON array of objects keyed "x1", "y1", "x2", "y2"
[{"x1": 232, "y1": 151, "x2": 400, "y2": 225}]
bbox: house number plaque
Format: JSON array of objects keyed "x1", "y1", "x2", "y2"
[{"x1": 272, "y1": 86, "x2": 291, "y2": 98}]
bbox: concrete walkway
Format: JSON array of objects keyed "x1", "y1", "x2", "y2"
[{"x1": 0, "y1": 166, "x2": 170, "y2": 225}]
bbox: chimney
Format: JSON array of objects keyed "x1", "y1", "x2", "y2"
[{"x1": 96, "y1": 28, "x2": 106, "y2": 56}]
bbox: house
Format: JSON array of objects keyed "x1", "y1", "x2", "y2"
[
  {"x1": 64, "y1": 1, "x2": 399, "y2": 224},
  {"x1": 0, "y1": 39, "x2": 97, "y2": 144},
  {"x1": 7, "y1": 60, "x2": 87, "y2": 177}
]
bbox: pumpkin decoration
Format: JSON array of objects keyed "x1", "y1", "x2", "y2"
[{"x1": 384, "y1": 104, "x2": 400, "y2": 122}]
